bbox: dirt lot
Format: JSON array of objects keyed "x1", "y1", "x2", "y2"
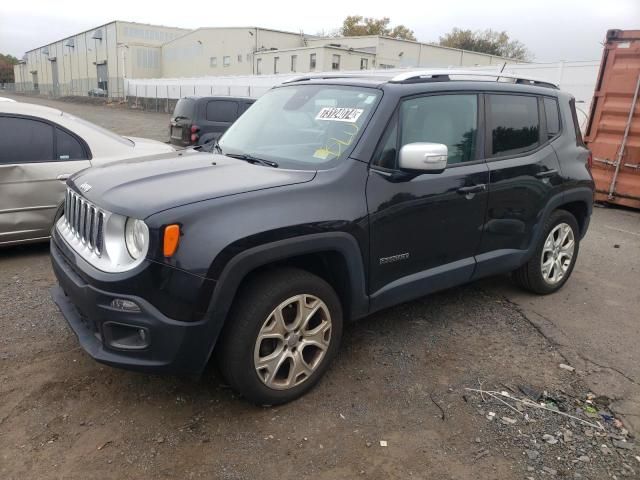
[{"x1": 1, "y1": 95, "x2": 639, "y2": 479}]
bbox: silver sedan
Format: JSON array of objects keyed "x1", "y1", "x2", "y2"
[{"x1": 0, "y1": 101, "x2": 174, "y2": 246}]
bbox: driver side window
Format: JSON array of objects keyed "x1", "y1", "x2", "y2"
[{"x1": 373, "y1": 94, "x2": 479, "y2": 169}]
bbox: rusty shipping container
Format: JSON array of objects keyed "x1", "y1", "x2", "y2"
[{"x1": 585, "y1": 29, "x2": 640, "y2": 209}]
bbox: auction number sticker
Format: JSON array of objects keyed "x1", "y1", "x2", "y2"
[{"x1": 315, "y1": 107, "x2": 364, "y2": 123}]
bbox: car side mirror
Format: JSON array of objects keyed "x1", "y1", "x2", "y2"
[{"x1": 398, "y1": 143, "x2": 448, "y2": 174}]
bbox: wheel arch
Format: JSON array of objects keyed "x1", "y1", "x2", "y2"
[
  {"x1": 198, "y1": 232, "x2": 369, "y2": 372},
  {"x1": 528, "y1": 187, "x2": 593, "y2": 261}
]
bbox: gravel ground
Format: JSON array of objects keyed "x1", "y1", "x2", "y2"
[{"x1": 0, "y1": 94, "x2": 638, "y2": 479}]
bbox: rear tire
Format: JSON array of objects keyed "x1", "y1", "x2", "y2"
[
  {"x1": 512, "y1": 209, "x2": 580, "y2": 295},
  {"x1": 217, "y1": 268, "x2": 343, "y2": 405}
]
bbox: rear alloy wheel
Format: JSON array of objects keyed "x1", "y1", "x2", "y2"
[
  {"x1": 218, "y1": 268, "x2": 342, "y2": 405},
  {"x1": 513, "y1": 209, "x2": 580, "y2": 295},
  {"x1": 540, "y1": 223, "x2": 575, "y2": 285}
]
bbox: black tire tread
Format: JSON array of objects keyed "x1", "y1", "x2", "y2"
[{"x1": 217, "y1": 267, "x2": 342, "y2": 405}]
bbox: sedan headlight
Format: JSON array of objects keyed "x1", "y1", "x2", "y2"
[{"x1": 124, "y1": 218, "x2": 149, "y2": 260}]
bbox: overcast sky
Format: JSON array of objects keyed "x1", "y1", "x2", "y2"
[{"x1": 1, "y1": 0, "x2": 638, "y2": 62}]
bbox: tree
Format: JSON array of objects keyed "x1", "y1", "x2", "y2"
[
  {"x1": 438, "y1": 28, "x2": 531, "y2": 61},
  {"x1": 338, "y1": 16, "x2": 416, "y2": 41},
  {"x1": 0, "y1": 53, "x2": 19, "y2": 84}
]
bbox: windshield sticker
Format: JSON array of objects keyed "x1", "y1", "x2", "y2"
[
  {"x1": 316, "y1": 123, "x2": 360, "y2": 159},
  {"x1": 313, "y1": 148, "x2": 333, "y2": 160},
  {"x1": 316, "y1": 107, "x2": 364, "y2": 123}
]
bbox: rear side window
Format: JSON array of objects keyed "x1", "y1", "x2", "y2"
[
  {"x1": 487, "y1": 95, "x2": 540, "y2": 157},
  {"x1": 206, "y1": 100, "x2": 238, "y2": 122},
  {"x1": 0, "y1": 116, "x2": 54, "y2": 164},
  {"x1": 543, "y1": 97, "x2": 560, "y2": 139},
  {"x1": 56, "y1": 128, "x2": 87, "y2": 160},
  {"x1": 172, "y1": 99, "x2": 195, "y2": 120},
  {"x1": 569, "y1": 98, "x2": 586, "y2": 146}
]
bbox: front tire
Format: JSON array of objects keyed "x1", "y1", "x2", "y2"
[
  {"x1": 217, "y1": 268, "x2": 343, "y2": 405},
  {"x1": 513, "y1": 209, "x2": 580, "y2": 294}
]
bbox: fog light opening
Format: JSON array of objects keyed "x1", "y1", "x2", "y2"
[
  {"x1": 103, "y1": 322, "x2": 150, "y2": 350},
  {"x1": 110, "y1": 298, "x2": 141, "y2": 313}
]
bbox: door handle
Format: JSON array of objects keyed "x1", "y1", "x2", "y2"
[
  {"x1": 457, "y1": 184, "x2": 486, "y2": 195},
  {"x1": 57, "y1": 174, "x2": 71, "y2": 181},
  {"x1": 535, "y1": 169, "x2": 558, "y2": 179}
]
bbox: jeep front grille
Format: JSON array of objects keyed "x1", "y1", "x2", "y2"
[{"x1": 64, "y1": 188, "x2": 106, "y2": 255}]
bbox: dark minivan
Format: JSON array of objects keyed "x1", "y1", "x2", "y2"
[{"x1": 169, "y1": 96, "x2": 255, "y2": 147}]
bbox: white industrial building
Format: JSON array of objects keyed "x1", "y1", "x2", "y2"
[
  {"x1": 15, "y1": 23, "x2": 519, "y2": 98},
  {"x1": 13, "y1": 21, "x2": 190, "y2": 98},
  {"x1": 160, "y1": 27, "x2": 517, "y2": 78}
]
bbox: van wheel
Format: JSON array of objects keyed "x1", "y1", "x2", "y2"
[
  {"x1": 513, "y1": 210, "x2": 580, "y2": 295},
  {"x1": 217, "y1": 268, "x2": 343, "y2": 405}
]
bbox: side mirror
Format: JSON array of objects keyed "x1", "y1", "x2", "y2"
[{"x1": 398, "y1": 142, "x2": 448, "y2": 173}]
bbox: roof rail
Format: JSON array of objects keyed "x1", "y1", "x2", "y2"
[
  {"x1": 282, "y1": 73, "x2": 376, "y2": 84},
  {"x1": 390, "y1": 69, "x2": 559, "y2": 89}
]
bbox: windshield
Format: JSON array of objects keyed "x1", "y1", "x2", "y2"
[{"x1": 218, "y1": 84, "x2": 381, "y2": 169}]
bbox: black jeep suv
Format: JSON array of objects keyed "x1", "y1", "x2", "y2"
[{"x1": 51, "y1": 71, "x2": 594, "y2": 404}]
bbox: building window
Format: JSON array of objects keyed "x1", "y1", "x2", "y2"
[
  {"x1": 291, "y1": 55, "x2": 298, "y2": 73},
  {"x1": 379, "y1": 64, "x2": 394, "y2": 69},
  {"x1": 237, "y1": 54, "x2": 242, "y2": 63},
  {"x1": 256, "y1": 58, "x2": 262, "y2": 75},
  {"x1": 274, "y1": 56, "x2": 280, "y2": 74},
  {"x1": 246, "y1": 53, "x2": 251, "y2": 62},
  {"x1": 223, "y1": 56, "x2": 231, "y2": 67},
  {"x1": 310, "y1": 53, "x2": 316, "y2": 70},
  {"x1": 210, "y1": 57, "x2": 217, "y2": 68},
  {"x1": 332, "y1": 54, "x2": 341, "y2": 71},
  {"x1": 360, "y1": 58, "x2": 369, "y2": 70}
]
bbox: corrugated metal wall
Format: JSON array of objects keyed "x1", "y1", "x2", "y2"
[{"x1": 585, "y1": 30, "x2": 640, "y2": 209}]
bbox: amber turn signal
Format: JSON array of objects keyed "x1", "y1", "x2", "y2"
[{"x1": 163, "y1": 224, "x2": 180, "y2": 257}]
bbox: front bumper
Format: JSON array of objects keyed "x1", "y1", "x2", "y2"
[{"x1": 50, "y1": 234, "x2": 215, "y2": 376}]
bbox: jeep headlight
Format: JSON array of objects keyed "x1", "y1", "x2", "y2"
[{"x1": 124, "y1": 218, "x2": 149, "y2": 260}]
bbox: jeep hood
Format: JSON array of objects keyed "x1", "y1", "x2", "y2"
[{"x1": 69, "y1": 150, "x2": 316, "y2": 218}]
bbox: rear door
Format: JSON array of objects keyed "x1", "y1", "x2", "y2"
[
  {"x1": 473, "y1": 93, "x2": 564, "y2": 277},
  {"x1": 0, "y1": 115, "x2": 90, "y2": 244}
]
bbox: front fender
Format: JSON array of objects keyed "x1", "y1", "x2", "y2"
[{"x1": 196, "y1": 232, "x2": 368, "y2": 373}]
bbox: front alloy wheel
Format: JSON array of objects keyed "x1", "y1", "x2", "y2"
[
  {"x1": 218, "y1": 268, "x2": 343, "y2": 405},
  {"x1": 254, "y1": 294, "x2": 332, "y2": 389}
]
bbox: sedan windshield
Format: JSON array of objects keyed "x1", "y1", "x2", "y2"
[{"x1": 218, "y1": 84, "x2": 381, "y2": 169}]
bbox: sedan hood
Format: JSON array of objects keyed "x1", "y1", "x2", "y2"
[
  {"x1": 125, "y1": 136, "x2": 175, "y2": 155},
  {"x1": 70, "y1": 150, "x2": 316, "y2": 218}
]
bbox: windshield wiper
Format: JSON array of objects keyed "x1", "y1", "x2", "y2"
[{"x1": 225, "y1": 152, "x2": 279, "y2": 168}]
